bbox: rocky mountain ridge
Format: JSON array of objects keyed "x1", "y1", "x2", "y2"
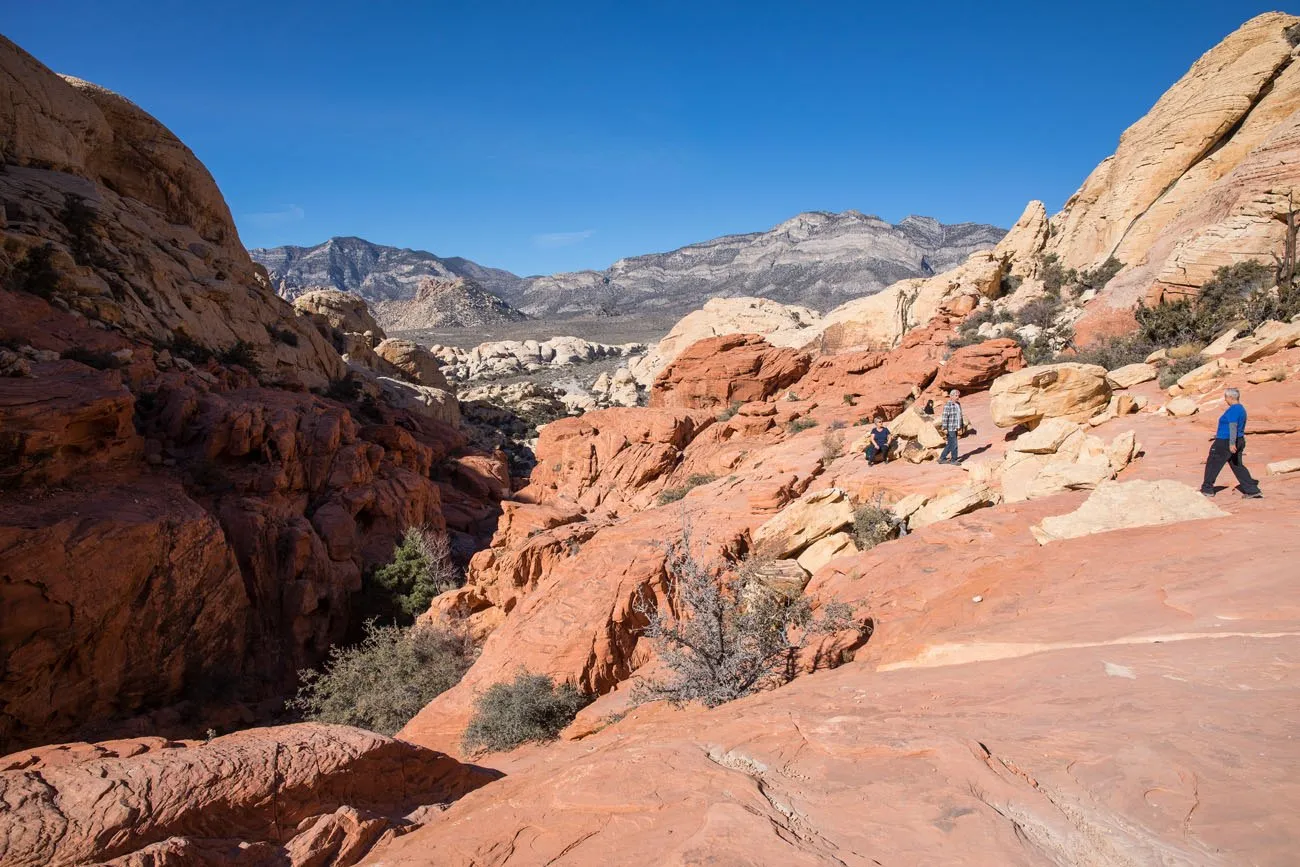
[{"x1": 251, "y1": 212, "x2": 1005, "y2": 327}]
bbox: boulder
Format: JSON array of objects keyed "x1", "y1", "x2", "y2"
[
  {"x1": 1105, "y1": 362, "x2": 1158, "y2": 389},
  {"x1": 649, "y1": 334, "x2": 810, "y2": 410},
  {"x1": 374, "y1": 338, "x2": 453, "y2": 390},
  {"x1": 1031, "y1": 480, "x2": 1228, "y2": 544},
  {"x1": 795, "y1": 532, "x2": 858, "y2": 575},
  {"x1": 989, "y1": 363, "x2": 1112, "y2": 428},
  {"x1": 1201, "y1": 327, "x2": 1242, "y2": 357},
  {"x1": 934, "y1": 338, "x2": 1025, "y2": 393},
  {"x1": 1009, "y1": 417, "x2": 1081, "y2": 454},
  {"x1": 1176, "y1": 357, "x2": 1231, "y2": 391},
  {"x1": 629, "y1": 297, "x2": 822, "y2": 386},
  {"x1": 751, "y1": 488, "x2": 854, "y2": 558},
  {"x1": 1267, "y1": 458, "x2": 1300, "y2": 475},
  {"x1": 378, "y1": 377, "x2": 461, "y2": 428},
  {"x1": 1166, "y1": 396, "x2": 1200, "y2": 417},
  {"x1": 1240, "y1": 322, "x2": 1300, "y2": 363},
  {"x1": 293, "y1": 288, "x2": 385, "y2": 340},
  {"x1": 0, "y1": 724, "x2": 494, "y2": 867},
  {"x1": 909, "y1": 484, "x2": 1000, "y2": 529}
]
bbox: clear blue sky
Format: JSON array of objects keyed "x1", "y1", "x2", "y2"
[{"x1": 5, "y1": 2, "x2": 1290, "y2": 276}]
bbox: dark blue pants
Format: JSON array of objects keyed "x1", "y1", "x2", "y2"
[
  {"x1": 939, "y1": 429, "x2": 959, "y2": 463},
  {"x1": 1201, "y1": 438, "x2": 1259, "y2": 495}
]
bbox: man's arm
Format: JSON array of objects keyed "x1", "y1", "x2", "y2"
[{"x1": 1228, "y1": 421, "x2": 1238, "y2": 451}]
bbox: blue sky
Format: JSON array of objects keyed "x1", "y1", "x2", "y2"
[{"x1": 5, "y1": 2, "x2": 1289, "y2": 276}]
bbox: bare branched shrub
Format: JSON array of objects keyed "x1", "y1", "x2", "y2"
[
  {"x1": 717, "y1": 400, "x2": 742, "y2": 421},
  {"x1": 633, "y1": 536, "x2": 856, "y2": 708},
  {"x1": 852, "y1": 500, "x2": 896, "y2": 550},
  {"x1": 657, "y1": 473, "x2": 718, "y2": 505},
  {"x1": 462, "y1": 671, "x2": 592, "y2": 753},
  {"x1": 821, "y1": 429, "x2": 845, "y2": 462},
  {"x1": 288, "y1": 620, "x2": 475, "y2": 735}
]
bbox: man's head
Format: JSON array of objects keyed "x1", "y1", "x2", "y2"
[
  {"x1": 949, "y1": 389, "x2": 960, "y2": 399},
  {"x1": 1225, "y1": 387, "x2": 1241, "y2": 405}
]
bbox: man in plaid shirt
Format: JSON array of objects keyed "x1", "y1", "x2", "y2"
[{"x1": 938, "y1": 389, "x2": 963, "y2": 464}]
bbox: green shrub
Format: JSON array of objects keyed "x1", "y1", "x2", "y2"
[
  {"x1": 171, "y1": 333, "x2": 214, "y2": 365},
  {"x1": 8, "y1": 243, "x2": 61, "y2": 298},
  {"x1": 852, "y1": 502, "x2": 896, "y2": 550},
  {"x1": 1136, "y1": 261, "x2": 1277, "y2": 346},
  {"x1": 1074, "y1": 256, "x2": 1123, "y2": 293},
  {"x1": 217, "y1": 339, "x2": 260, "y2": 374},
  {"x1": 631, "y1": 539, "x2": 857, "y2": 708},
  {"x1": 1066, "y1": 332, "x2": 1160, "y2": 370},
  {"x1": 269, "y1": 325, "x2": 299, "y2": 347},
  {"x1": 657, "y1": 473, "x2": 717, "y2": 505},
  {"x1": 716, "y1": 400, "x2": 742, "y2": 421},
  {"x1": 324, "y1": 375, "x2": 363, "y2": 402},
  {"x1": 288, "y1": 620, "x2": 475, "y2": 735},
  {"x1": 1000, "y1": 272, "x2": 1023, "y2": 295},
  {"x1": 370, "y1": 526, "x2": 462, "y2": 623},
  {"x1": 59, "y1": 194, "x2": 100, "y2": 266},
  {"x1": 462, "y1": 671, "x2": 591, "y2": 752},
  {"x1": 1158, "y1": 354, "x2": 1206, "y2": 388},
  {"x1": 787, "y1": 417, "x2": 818, "y2": 434},
  {"x1": 1038, "y1": 253, "x2": 1073, "y2": 295}
]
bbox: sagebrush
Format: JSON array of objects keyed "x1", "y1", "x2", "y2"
[
  {"x1": 288, "y1": 620, "x2": 475, "y2": 735},
  {"x1": 633, "y1": 538, "x2": 857, "y2": 708},
  {"x1": 852, "y1": 502, "x2": 896, "y2": 550},
  {"x1": 462, "y1": 671, "x2": 591, "y2": 752}
]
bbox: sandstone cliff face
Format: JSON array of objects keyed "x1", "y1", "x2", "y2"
[{"x1": 0, "y1": 35, "x2": 504, "y2": 753}]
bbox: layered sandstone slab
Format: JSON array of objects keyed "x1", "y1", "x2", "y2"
[{"x1": 649, "y1": 333, "x2": 810, "y2": 410}]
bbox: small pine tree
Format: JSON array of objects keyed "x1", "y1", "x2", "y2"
[{"x1": 371, "y1": 526, "x2": 461, "y2": 622}]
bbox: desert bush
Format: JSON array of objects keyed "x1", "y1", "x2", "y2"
[
  {"x1": 852, "y1": 502, "x2": 896, "y2": 550},
  {"x1": 370, "y1": 526, "x2": 462, "y2": 623},
  {"x1": 462, "y1": 670, "x2": 591, "y2": 752},
  {"x1": 1066, "y1": 332, "x2": 1160, "y2": 370},
  {"x1": 8, "y1": 243, "x2": 61, "y2": 298},
  {"x1": 1135, "y1": 261, "x2": 1276, "y2": 346},
  {"x1": 821, "y1": 429, "x2": 845, "y2": 462},
  {"x1": 1015, "y1": 296, "x2": 1062, "y2": 330},
  {"x1": 171, "y1": 333, "x2": 214, "y2": 365},
  {"x1": 217, "y1": 339, "x2": 260, "y2": 374},
  {"x1": 288, "y1": 620, "x2": 474, "y2": 735},
  {"x1": 1000, "y1": 272, "x2": 1023, "y2": 295},
  {"x1": 1158, "y1": 354, "x2": 1206, "y2": 388},
  {"x1": 717, "y1": 400, "x2": 742, "y2": 421},
  {"x1": 1073, "y1": 256, "x2": 1123, "y2": 293},
  {"x1": 787, "y1": 417, "x2": 818, "y2": 434},
  {"x1": 656, "y1": 473, "x2": 717, "y2": 505},
  {"x1": 59, "y1": 194, "x2": 100, "y2": 266},
  {"x1": 269, "y1": 325, "x2": 300, "y2": 347},
  {"x1": 1038, "y1": 253, "x2": 1073, "y2": 295},
  {"x1": 632, "y1": 538, "x2": 856, "y2": 708}
]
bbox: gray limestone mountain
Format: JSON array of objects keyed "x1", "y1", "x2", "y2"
[
  {"x1": 508, "y1": 212, "x2": 1005, "y2": 318},
  {"x1": 251, "y1": 212, "x2": 1003, "y2": 327}
]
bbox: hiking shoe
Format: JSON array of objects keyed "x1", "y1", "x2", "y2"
[
  {"x1": 1243, "y1": 491, "x2": 1264, "y2": 499},
  {"x1": 1200, "y1": 489, "x2": 1216, "y2": 497}
]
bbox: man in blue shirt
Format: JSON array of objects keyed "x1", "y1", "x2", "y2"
[{"x1": 1201, "y1": 387, "x2": 1262, "y2": 498}]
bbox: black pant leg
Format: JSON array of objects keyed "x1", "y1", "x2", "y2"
[
  {"x1": 1201, "y1": 439, "x2": 1229, "y2": 491},
  {"x1": 1228, "y1": 441, "x2": 1261, "y2": 495}
]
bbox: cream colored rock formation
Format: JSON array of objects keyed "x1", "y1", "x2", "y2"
[
  {"x1": 1031, "y1": 480, "x2": 1229, "y2": 544},
  {"x1": 989, "y1": 363, "x2": 1112, "y2": 428}
]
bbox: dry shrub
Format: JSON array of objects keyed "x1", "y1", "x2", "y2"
[
  {"x1": 288, "y1": 620, "x2": 475, "y2": 735},
  {"x1": 462, "y1": 671, "x2": 591, "y2": 753}
]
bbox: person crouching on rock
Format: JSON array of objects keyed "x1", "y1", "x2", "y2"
[
  {"x1": 865, "y1": 416, "x2": 892, "y2": 465},
  {"x1": 1201, "y1": 387, "x2": 1263, "y2": 499},
  {"x1": 938, "y1": 389, "x2": 964, "y2": 464}
]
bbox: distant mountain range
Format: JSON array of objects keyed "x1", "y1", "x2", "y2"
[{"x1": 250, "y1": 212, "x2": 1004, "y2": 328}]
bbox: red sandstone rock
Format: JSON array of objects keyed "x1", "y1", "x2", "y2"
[
  {"x1": 649, "y1": 333, "x2": 810, "y2": 409},
  {"x1": 935, "y1": 338, "x2": 1025, "y2": 393},
  {"x1": 0, "y1": 724, "x2": 495, "y2": 867}
]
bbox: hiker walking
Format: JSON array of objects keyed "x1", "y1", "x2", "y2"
[
  {"x1": 938, "y1": 389, "x2": 963, "y2": 465},
  {"x1": 865, "y1": 416, "x2": 892, "y2": 465},
  {"x1": 1201, "y1": 387, "x2": 1263, "y2": 498}
]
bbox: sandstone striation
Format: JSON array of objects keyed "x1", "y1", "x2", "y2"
[{"x1": 649, "y1": 333, "x2": 810, "y2": 410}]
